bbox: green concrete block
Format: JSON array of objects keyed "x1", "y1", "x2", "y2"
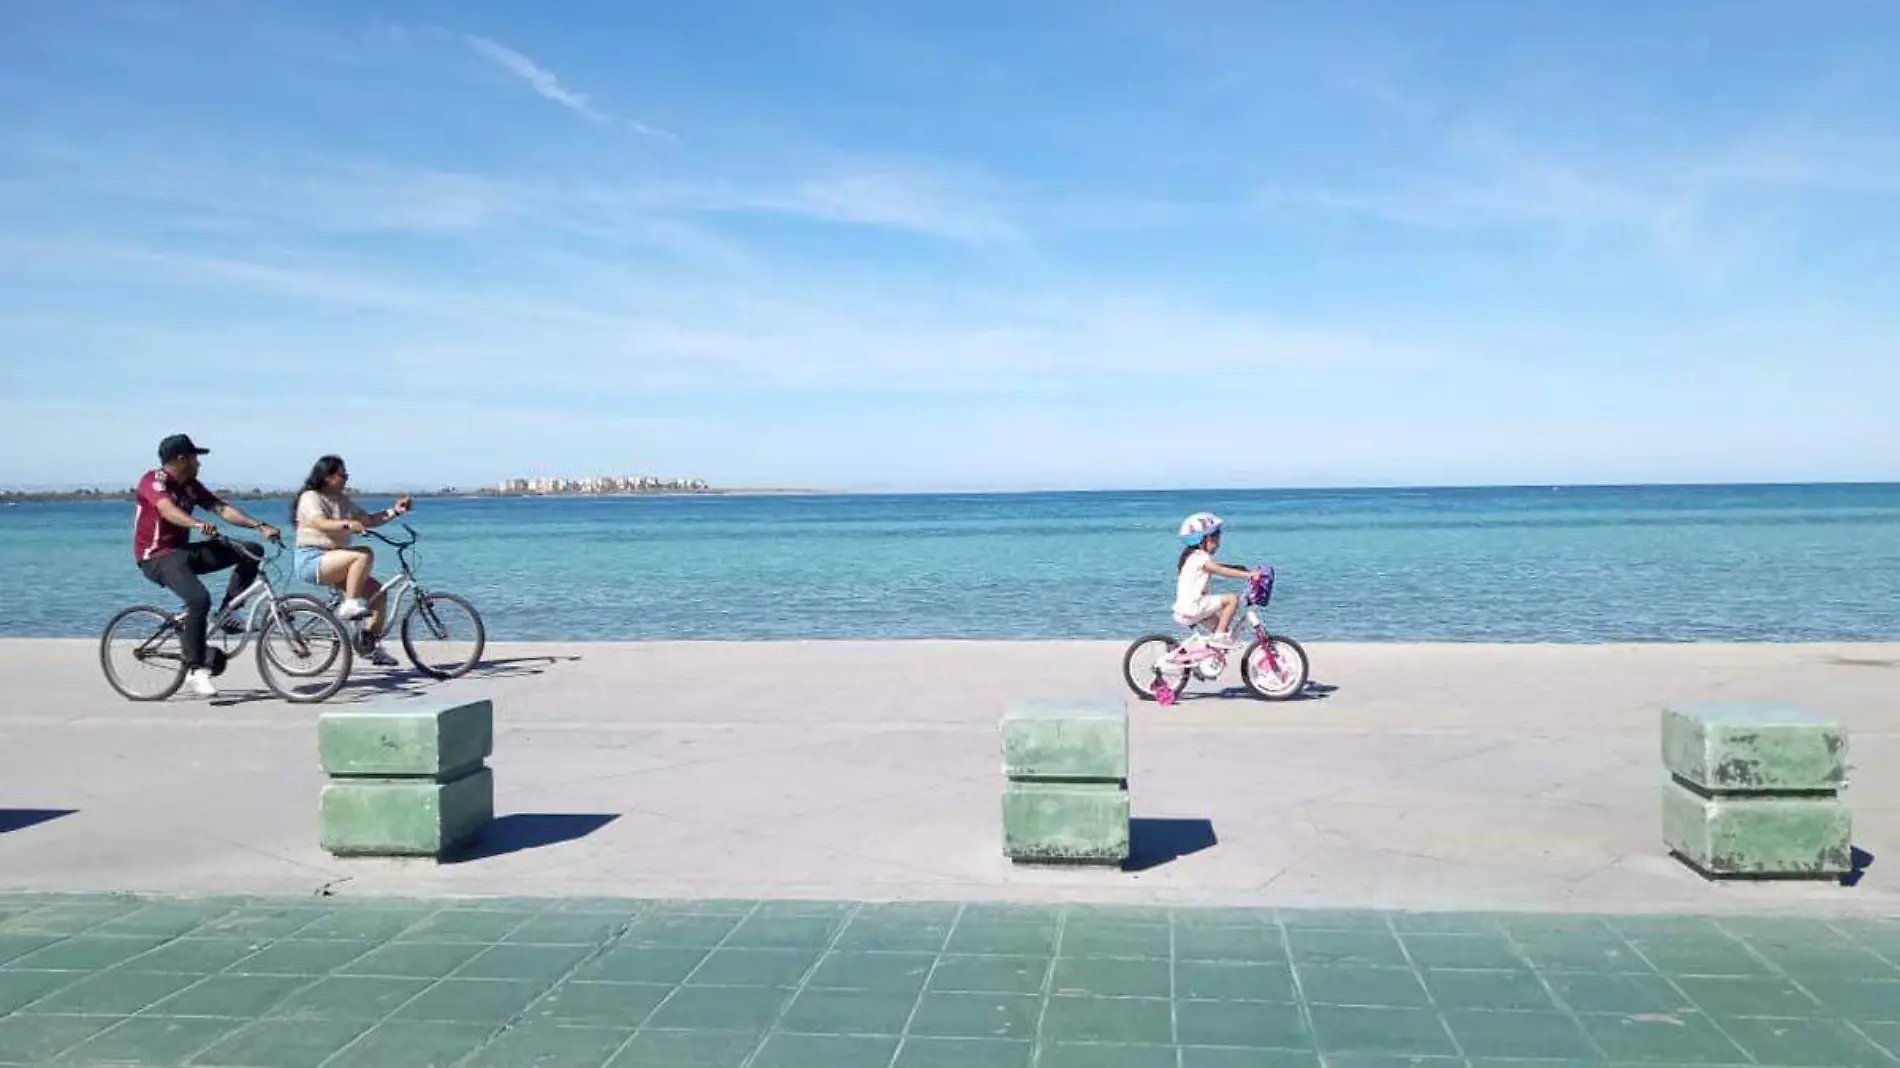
[
  {"x1": 1003, "y1": 781, "x2": 1129, "y2": 864},
  {"x1": 320, "y1": 767, "x2": 494, "y2": 858},
  {"x1": 1001, "y1": 698, "x2": 1128, "y2": 782},
  {"x1": 1662, "y1": 703, "x2": 1847, "y2": 794},
  {"x1": 319, "y1": 698, "x2": 493, "y2": 781},
  {"x1": 1662, "y1": 778, "x2": 1852, "y2": 877}
]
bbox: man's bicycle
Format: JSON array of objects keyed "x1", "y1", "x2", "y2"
[
  {"x1": 321, "y1": 524, "x2": 485, "y2": 679},
  {"x1": 100, "y1": 534, "x2": 354, "y2": 703},
  {"x1": 1121, "y1": 564, "x2": 1310, "y2": 705}
]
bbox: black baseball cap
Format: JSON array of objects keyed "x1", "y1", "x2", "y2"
[{"x1": 157, "y1": 434, "x2": 211, "y2": 463}]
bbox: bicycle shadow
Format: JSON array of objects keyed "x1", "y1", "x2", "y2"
[
  {"x1": 1173, "y1": 680, "x2": 1338, "y2": 703},
  {"x1": 209, "y1": 655, "x2": 582, "y2": 708}
]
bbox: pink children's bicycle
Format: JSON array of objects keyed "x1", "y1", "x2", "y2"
[{"x1": 1121, "y1": 565, "x2": 1310, "y2": 705}]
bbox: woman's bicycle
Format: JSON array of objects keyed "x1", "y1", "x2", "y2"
[
  {"x1": 319, "y1": 524, "x2": 486, "y2": 679},
  {"x1": 1121, "y1": 564, "x2": 1310, "y2": 706},
  {"x1": 100, "y1": 534, "x2": 354, "y2": 703}
]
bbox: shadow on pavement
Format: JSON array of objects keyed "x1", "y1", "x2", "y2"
[
  {"x1": 1123, "y1": 817, "x2": 1217, "y2": 873},
  {"x1": 0, "y1": 809, "x2": 77, "y2": 835},
  {"x1": 1843, "y1": 846, "x2": 1876, "y2": 887},
  {"x1": 1177, "y1": 680, "x2": 1337, "y2": 702},
  {"x1": 444, "y1": 813, "x2": 619, "y2": 864},
  {"x1": 347, "y1": 655, "x2": 585, "y2": 698},
  {"x1": 210, "y1": 654, "x2": 583, "y2": 708}
]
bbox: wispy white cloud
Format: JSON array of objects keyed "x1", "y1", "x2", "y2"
[
  {"x1": 461, "y1": 33, "x2": 674, "y2": 139},
  {"x1": 0, "y1": 136, "x2": 1017, "y2": 249},
  {"x1": 462, "y1": 33, "x2": 602, "y2": 120}
]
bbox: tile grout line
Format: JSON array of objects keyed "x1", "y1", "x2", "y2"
[
  {"x1": 597, "y1": 900, "x2": 765, "y2": 1068},
  {"x1": 885, "y1": 901, "x2": 967, "y2": 1068},
  {"x1": 1612, "y1": 920, "x2": 1761, "y2": 1066},
  {"x1": 134, "y1": 903, "x2": 395, "y2": 1065},
  {"x1": 563, "y1": 901, "x2": 719, "y2": 1068},
  {"x1": 1026, "y1": 904, "x2": 1069, "y2": 1068},
  {"x1": 15, "y1": 899, "x2": 383, "y2": 1064},
  {"x1": 1385, "y1": 912, "x2": 1468, "y2": 1064},
  {"x1": 306, "y1": 900, "x2": 549, "y2": 1068},
  {"x1": 449, "y1": 899, "x2": 655, "y2": 1066},
  {"x1": 1714, "y1": 915, "x2": 1899, "y2": 1063},
  {"x1": 1271, "y1": 908, "x2": 1326, "y2": 1068},
  {"x1": 1494, "y1": 917, "x2": 1615, "y2": 1063},
  {"x1": 735, "y1": 903, "x2": 862, "y2": 1068},
  {"x1": 1169, "y1": 907, "x2": 1181, "y2": 1068},
  {"x1": 0, "y1": 898, "x2": 257, "y2": 1063}
]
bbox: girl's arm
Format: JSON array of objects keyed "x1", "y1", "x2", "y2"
[{"x1": 1208, "y1": 561, "x2": 1256, "y2": 579}]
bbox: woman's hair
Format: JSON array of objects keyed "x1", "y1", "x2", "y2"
[{"x1": 291, "y1": 455, "x2": 346, "y2": 526}]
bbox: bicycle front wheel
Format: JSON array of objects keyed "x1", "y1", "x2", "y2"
[
  {"x1": 100, "y1": 606, "x2": 188, "y2": 701},
  {"x1": 256, "y1": 598, "x2": 353, "y2": 703},
  {"x1": 400, "y1": 592, "x2": 486, "y2": 679},
  {"x1": 1241, "y1": 636, "x2": 1309, "y2": 700},
  {"x1": 261, "y1": 595, "x2": 347, "y2": 678}
]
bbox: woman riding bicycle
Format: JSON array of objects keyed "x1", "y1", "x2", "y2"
[
  {"x1": 1174, "y1": 512, "x2": 1258, "y2": 649},
  {"x1": 290, "y1": 455, "x2": 413, "y2": 666}
]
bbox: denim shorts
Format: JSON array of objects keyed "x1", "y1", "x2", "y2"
[{"x1": 293, "y1": 546, "x2": 327, "y2": 585}]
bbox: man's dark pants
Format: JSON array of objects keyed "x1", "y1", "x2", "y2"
[{"x1": 137, "y1": 541, "x2": 261, "y2": 669}]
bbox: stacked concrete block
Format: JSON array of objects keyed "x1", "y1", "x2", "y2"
[
  {"x1": 1661, "y1": 702, "x2": 1852, "y2": 878},
  {"x1": 319, "y1": 697, "x2": 495, "y2": 857},
  {"x1": 1001, "y1": 697, "x2": 1129, "y2": 864}
]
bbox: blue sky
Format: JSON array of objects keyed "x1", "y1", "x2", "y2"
[{"x1": 3, "y1": 0, "x2": 1898, "y2": 491}]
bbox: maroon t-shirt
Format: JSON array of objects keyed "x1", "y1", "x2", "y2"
[{"x1": 132, "y1": 468, "x2": 223, "y2": 562}]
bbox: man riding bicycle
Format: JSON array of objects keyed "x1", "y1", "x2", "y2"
[{"x1": 133, "y1": 434, "x2": 282, "y2": 697}]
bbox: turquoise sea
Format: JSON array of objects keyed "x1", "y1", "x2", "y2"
[{"x1": 3, "y1": 484, "x2": 1898, "y2": 642}]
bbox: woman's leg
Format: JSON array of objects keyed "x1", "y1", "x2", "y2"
[
  {"x1": 362, "y1": 576, "x2": 386, "y2": 639},
  {"x1": 316, "y1": 548, "x2": 375, "y2": 613}
]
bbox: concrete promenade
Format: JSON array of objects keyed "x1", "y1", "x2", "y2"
[{"x1": 2, "y1": 639, "x2": 1897, "y2": 914}]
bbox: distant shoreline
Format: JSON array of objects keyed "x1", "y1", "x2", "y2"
[
  {"x1": 4, "y1": 480, "x2": 1896, "y2": 505},
  {"x1": 0, "y1": 486, "x2": 830, "y2": 505}
]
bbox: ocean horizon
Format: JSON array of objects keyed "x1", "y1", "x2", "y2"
[{"x1": 5, "y1": 481, "x2": 1898, "y2": 643}]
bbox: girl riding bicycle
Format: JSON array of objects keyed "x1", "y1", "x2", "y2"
[{"x1": 1174, "y1": 512, "x2": 1257, "y2": 649}]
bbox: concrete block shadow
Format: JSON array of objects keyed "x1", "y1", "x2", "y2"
[
  {"x1": 444, "y1": 813, "x2": 618, "y2": 864},
  {"x1": 1123, "y1": 817, "x2": 1217, "y2": 873},
  {"x1": 1843, "y1": 846, "x2": 1876, "y2": 887},
  {"x1": 0, "y1": 809, "x2": 76, "y2": 835}
]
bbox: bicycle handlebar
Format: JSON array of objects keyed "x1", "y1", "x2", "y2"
[
  {"x1": 202, "y1": 528, "x2": 281, "y2": 561},
  {"x1": 364, "y1": 523, "x2": 420, "y2": 549}
]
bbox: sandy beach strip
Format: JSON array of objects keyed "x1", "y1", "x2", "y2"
[{"x1": 1, "y1": 638, "x2": 1896, "y2": 914}]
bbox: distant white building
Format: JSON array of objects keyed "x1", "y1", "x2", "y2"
[{"x1": 497, "y1": 474, "x2": 711, "y2": 495}]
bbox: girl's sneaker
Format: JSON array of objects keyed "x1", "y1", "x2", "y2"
[{"x1": 336, "y1": 599, "x2": 369, "y2": 621}]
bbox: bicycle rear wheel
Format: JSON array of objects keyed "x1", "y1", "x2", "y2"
[
  {"x1": 100, "y1": 606, "x2": 188, "y2": 701},
  {"x1": 400, "y1": 592, "x2": 486, "y2": 679},
  {"x1": 257, "y1": 598, "x2": 353, "y2": 703},
  {"x1": 1122, "y1": 635, "x2": 1190, "y2": 702}
]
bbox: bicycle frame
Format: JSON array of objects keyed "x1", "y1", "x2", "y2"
[
  {"x1": 317, "y1": 525, "x2": 428, "y2": 628},
  {"x1": 141, "y1": 542, "x2": 288, "y2": 661},
  {"x1": 1162, "y1": 570, "x2": 1282, "y2": 674}
]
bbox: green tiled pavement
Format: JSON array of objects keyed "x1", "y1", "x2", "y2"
[{"x1": 0, "y1": 895, "x2": 1897, "y2": 1066}]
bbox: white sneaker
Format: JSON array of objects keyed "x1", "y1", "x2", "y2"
[
  {"x1": 336, "y1": 599, "x2": 369, "y2": 621},
  {"x1": 185, "y1": 669, "x2": 219, "y2": 697}
]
